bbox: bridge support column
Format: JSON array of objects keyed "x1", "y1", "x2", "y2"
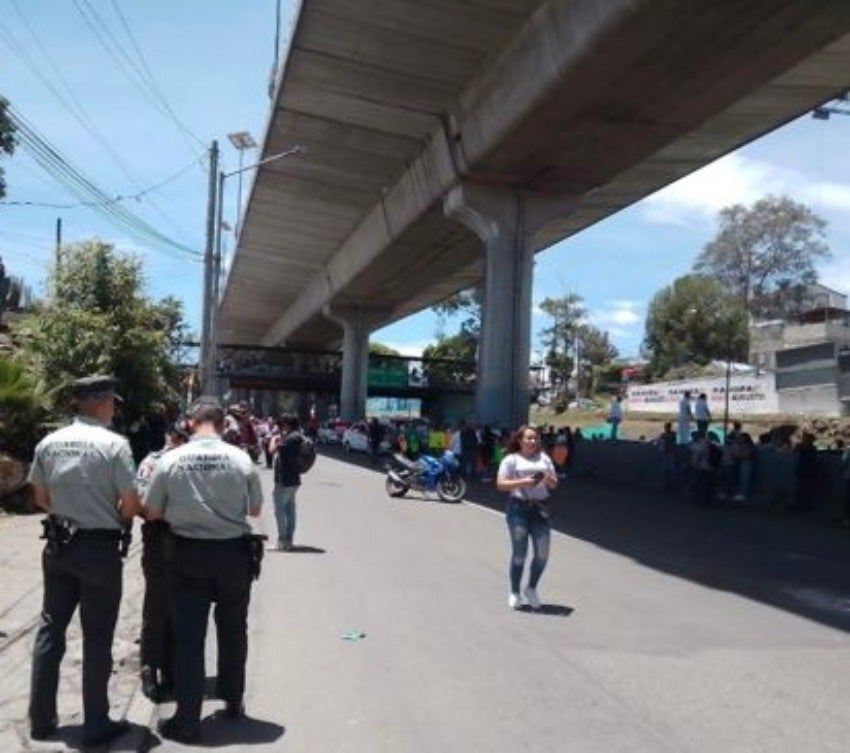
[
  {"x1": 323, "y1": 306, "x2": 387, "y2": 421},
  {"x1": 444, "y1": 184, "x2": 571, "y2": 429}
]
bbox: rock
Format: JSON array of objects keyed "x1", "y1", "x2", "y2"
[
  {"x1": 0, "y1": 454, "x2": 32, "y2": 513},
  {"x1": 0, "y1": 454, "x2": 26, "y2": 495}
]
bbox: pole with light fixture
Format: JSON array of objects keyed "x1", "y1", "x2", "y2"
[
  {"x1": 227, "y1": 131, "x2": 258, "y2": 239},
  {"x1": 204, "y1": 144, "x2": 306, "y2": 395},
  {"x1": 812, "y1": 91, "x2": 850, "y2": 120}
]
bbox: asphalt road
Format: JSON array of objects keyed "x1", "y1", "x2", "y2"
[{"x1": 149, "y1": 448, "x2": 850, "y2": 753}]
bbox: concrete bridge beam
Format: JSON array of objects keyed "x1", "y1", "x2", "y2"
[
  {"x1": 444, "y1": 183, "x2": 573, "y2": 429},
  {"x1": 323, "y1": 305, "x2": 388, "y2": 420}
]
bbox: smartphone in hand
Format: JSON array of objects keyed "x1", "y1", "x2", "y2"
[{"x1": 531, "y1": 471, "x2": 545, "y2": 484}]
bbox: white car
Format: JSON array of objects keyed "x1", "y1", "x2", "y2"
[
  {"x1": 317, "y1": 420, "x2": 347, "y2": 445},
  {"x1": 342, "y1": 422, "x2": 370, "y2": 453},
  {"x1": 342, "y1": 421, "x2": 392, "y2": 454}
]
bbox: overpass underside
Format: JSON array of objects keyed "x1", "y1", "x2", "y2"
[{"x1": 220, "y1": 0, "x2": 850, "y2": 425}]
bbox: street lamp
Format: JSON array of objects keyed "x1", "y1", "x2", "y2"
[
  {"x1": 203, "y1": 144, "x2": 306, "y2": 395},
  {"x1": 812, "y1": 92, "x2": 850, "y2": 120},
  {"x1": 227, "y1": 131, "x2": 258, "y2": 239}
]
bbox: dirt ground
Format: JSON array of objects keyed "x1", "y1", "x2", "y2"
[{"x1": 529, "y1": 406, "x2": 850, "y2": 447}]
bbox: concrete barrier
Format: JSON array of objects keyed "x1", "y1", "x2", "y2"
[{"x1": 567, "y1": 439, "x2": 846, "y2": 519}]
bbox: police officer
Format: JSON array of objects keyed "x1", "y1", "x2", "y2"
[
  {"x1": 136, "y1": 419, "x2": 190, "y2": 702},
  {"x1": 143, "y1": 397, "x2": 263, "y2": 744},
  {"x1": 27, "y1": 375, "x2": 140, "y2": 748}
]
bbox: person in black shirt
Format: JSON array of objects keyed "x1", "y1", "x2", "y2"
[{"x1": 270, "y1": 415, "x2": 303, "y2": 550}]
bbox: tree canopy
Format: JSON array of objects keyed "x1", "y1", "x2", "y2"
[
  {"x1": 642, "y1": 274, "x2": 749, "y2": 377},
  {"x1": 538, "y1": 293, "x2": 619, "y2": 396},
  {"x1": 0, "y1": 96, "x2": 17, "y2": 200},
  {"x1": 13, "y1": 240, "x2": 188, "y2": 421},
  {"x1": 422, "y1": 331, "x2": 477, "y2": 385},
  {"x1": 431, "y1": 287, "x2": 482, "y2": 338},
  {"x1": 694, "y1": 195, "x2": 830, "y2": 320},
  {"x1": 369, "y1": 342, "x2": 401, "y2": 356}
]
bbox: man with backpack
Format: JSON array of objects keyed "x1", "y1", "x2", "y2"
[{"x1": 269, "y1": 414, "x2": 314, "y2": 551}]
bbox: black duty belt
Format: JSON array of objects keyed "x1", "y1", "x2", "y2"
[{"x1": 75, "y1": 529, "x2": 122, "y2": 540}]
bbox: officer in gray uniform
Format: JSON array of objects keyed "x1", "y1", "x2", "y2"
[
  {"x1": 27, "y1": 375, "x2": 140, "y2": 748},
  {"x1": 144, "y1": 397, "x2": 263, "y2": 744},
  {"x1": 136, "y1": 419, "x2": 190, "y2": 702}
]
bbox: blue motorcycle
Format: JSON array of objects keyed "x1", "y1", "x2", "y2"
[{"x1": 385, "y1": 450, "x2": 467, "y2": 502}]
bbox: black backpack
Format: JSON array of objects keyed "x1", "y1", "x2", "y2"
[{"x1": 295, "y1": 435, "x2": 316, "y2": 474}]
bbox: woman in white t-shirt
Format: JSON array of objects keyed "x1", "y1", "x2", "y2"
[{"x1": 496, "y1": 425, "x2": 558, "y2": 610}]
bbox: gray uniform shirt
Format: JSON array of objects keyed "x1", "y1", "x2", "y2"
[
  {"x1": 27, "y1": 415, "x2": 137, "y2": 530},
  {"x1": 144, "y1": 435, "x2": 263, "y2": 539}
]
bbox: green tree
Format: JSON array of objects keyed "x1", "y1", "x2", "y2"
[
  {"x1": 432, "y1": 287, "x2": 482, "y2": 338},
  {"x1": 0, "y1": 357, "x2": 47, "y2": 459},
  {"x1": 538, "y1": 293, "x2": 585, "y2": 392},
  {"x1": 14, "y1": 240, "x2": 187, "y2": 421},
  {"x1": 422, "y1": 331, "x2": 477, "y2": 385},
  {"x1": 694, "y1": 195, "x2": 830, "y2": 320},
  {"x1": 642, "y1": 274, "x2": 748, "y2": 378},
  {"x1": 0, "y1": 96, "x2": 16, "y2": 199},
  {"x1": 369, "y1": 342, "x2": 401, "y2": 356}
]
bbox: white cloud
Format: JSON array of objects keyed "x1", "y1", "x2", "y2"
[
  {"x1": 375, "y1": 340, "x2": 429, "y2": 358},
  {"x1": 641, "y1": 153, "x2": 789, "y2": 225},
  {"x1": 640, "y1": 152, "x2": 850, "y2": 227},
  {"x1": 590, "y1": 300, "x2": 642, "y2": 328}
]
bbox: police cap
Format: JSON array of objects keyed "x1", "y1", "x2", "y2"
[{"x1": 71, "y1": 375, "x2": 123, "y2": 402}]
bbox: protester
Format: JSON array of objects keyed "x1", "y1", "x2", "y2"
[
  {"x1": 735, "y1": 432, "x2": 757, "y2": 502},
  {"x1": 270, "y1": 414, "x2": 304, "y2": 551},
  {"x1": 655, "y1": 421, "x2": 678, "y2": 490},
  {"x1": 691, "y1": 430, "x2": 719, "y2": 507},
  {"x1": 607, "y1": 396, "x2": 623, "y2": 439},
  {"x1": 143, "y1": 397, "x2": 263, "y2": 744},
  {"x1": 677, "y1": 391, "x2": 693, "y2": 445},
  {"x1": 791, "y1": 432, "x2": 818, "y2": 512},
  {"x1": 694, "y1": 393, "x2": 711, "y2": 438},
  {"x1": 496, "y1": 425, "x2": 558, "y2": 610},
  {"x1": 27, "y1": 376, "x2": 140, "y2": 748}
]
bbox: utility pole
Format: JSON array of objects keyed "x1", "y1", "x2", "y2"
[
  {"x1": 54, "y1": 217, "x2": 62, "y2": 271},
  {"x1": 200, "y1": 140, "x2": 219, "y2": 395}
]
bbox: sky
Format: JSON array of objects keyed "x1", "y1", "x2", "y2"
[{"x1": 2, "y1": 2, "x2": 849, "y2": 363}]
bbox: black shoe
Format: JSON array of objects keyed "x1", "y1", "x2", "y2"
[
  {"x1": 224, "y1": 700, "x2": 246, "y2": 718},
  {"x1": 157, "y1": 716, "x2": 201, "y2": 744},
  {"x1": 140, "y1": 665, "x2": 163, "y2": 702},
  {"x1": 82, "y1": 719, "x2": 131, "y2": 747},
  {"x1": 30, "y1": 718, "x2": 58, "y2": 740}
]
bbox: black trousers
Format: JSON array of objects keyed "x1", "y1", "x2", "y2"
[
  {"x1": 170, "y1": 537, "x2": 252, "y2": 725},
  {"x1": 140, "y1": 521, "x2": 175, "y2": 685},
  {"x1": 29, "y1": 533, "x2": 122, "y2": 735}
]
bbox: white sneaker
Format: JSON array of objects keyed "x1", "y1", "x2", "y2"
[
  {"x1": 523, "y1": 587, "x2": 542, "y2": 610},
  {"x1": 508, "y1": 593, "x2": 521, "y2": 610}
]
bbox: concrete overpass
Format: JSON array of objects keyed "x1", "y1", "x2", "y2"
[{"x1": 218, "y1": 0, "x2": 850, "y2": 425}]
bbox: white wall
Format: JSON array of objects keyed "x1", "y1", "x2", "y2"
[{"x1": 626, "y1": 374, "x2": 779, "y2": 415}]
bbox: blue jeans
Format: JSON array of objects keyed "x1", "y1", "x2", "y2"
[
  {"x1": 506, "y1": 500, "x2": 551, "y2": 594},
  {"x1": 273, "y1": 485, "x2": 297, "y2": 544}
]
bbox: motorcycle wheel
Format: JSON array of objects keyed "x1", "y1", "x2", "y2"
[
  {"x1": 385, "y1": 476, "x2": 409, "y2": 498},
  {"x1": 436, "y1": 477, "x2": 466, "y2": 503}
]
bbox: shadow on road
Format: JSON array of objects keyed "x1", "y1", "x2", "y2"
[
  {"x1": 319, "y1": 446, "x2": 850, "y2": 633},
  {"x1": 146, "y1": 715, "x2": 285, "y2": 749}
]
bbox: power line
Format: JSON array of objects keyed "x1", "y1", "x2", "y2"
[
  {"x1": 0, "y1": 8, "x2": 197, "y2": 239},
  {"x1": 8, "y1": 107, "x2": 203, "y2": 261},
  {"x1": 72, "y1": 0, "x2": 207, "y2": 155},
  {"x1": 0, "y1": 156, "x2": 203, "y2": 209}
]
